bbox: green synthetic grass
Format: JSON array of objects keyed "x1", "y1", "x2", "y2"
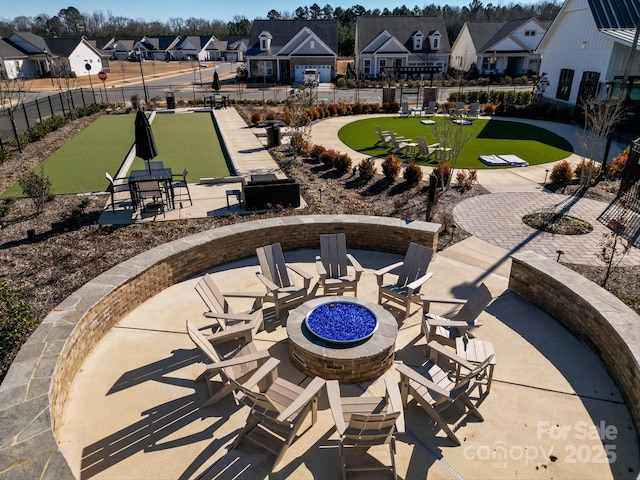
[
  {"x1": 3, "y1": 115, "x2": 135, "y2": 197},
  {"x1": 338, "y1": 117, "x2": 574, "y2": 169},
  {"x1": 129, "y1": 112, "x2": 233, "y2": 181}
]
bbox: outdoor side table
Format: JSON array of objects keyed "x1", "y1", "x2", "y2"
[{"x1": 455, "y1": 337, "x2": 496, "y2": 393}]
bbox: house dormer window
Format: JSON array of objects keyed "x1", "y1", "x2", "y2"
[
  {"x1": 259, "y1": 32, "x2": 272, "y2": 52},
  {"x1": 429, "y1": 31, "x2": 441, "y2": 51},
  {"x1": 412, "y1": 31, "x2": 423, "y2": 51}
]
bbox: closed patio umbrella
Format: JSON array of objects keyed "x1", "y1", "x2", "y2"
[
  {"x1": 135, "y1": 109, "x2": 158, "y2": 172},
  {"x1": 212, "y1": 70, "x2": 220, "y2": 91}
]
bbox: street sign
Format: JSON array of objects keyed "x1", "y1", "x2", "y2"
[{"x1": 98, "y1": 71, "x2": 107, "y2": 81}]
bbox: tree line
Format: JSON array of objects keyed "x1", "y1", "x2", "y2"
[{"x1": 0, "y1": 2, "x2": 560, "y2": 57}]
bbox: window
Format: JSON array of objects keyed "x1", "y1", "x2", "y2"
[
  {"x1": 395, "y1": 58, "x2": 402, "y2": 68},
  {"x1": 364, "y1": 59, "x2": 370, "y2": 74},
  {"x1": 379, "y1": 59, "x2": 386, "y2": 70},
  {"x1": 556, "y1": 69, "x2": 574, "y2": 101},
  {"x1": 433, "y1": 38, "x2": 439, "y2": 49},
  {"x1": 261, "y1": 39, "x2": 267, "y2": 50},
  {"x1": 482, "y1": 56, "x2": 496, "y2": 70},
  {"x1": 310, "y1": 40, "x2": 315, "y2": 50},
  {"x1": 525, "y1": 30, "x2": 536, "y2": 36}
]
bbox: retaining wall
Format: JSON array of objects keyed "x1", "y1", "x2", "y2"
[{"x1": 509, "y1": 250, "x2": 640, "y2": 440}]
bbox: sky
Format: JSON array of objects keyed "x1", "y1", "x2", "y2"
[{"x1": 1, "y1": 0, "x2": 519, "y2": 23}]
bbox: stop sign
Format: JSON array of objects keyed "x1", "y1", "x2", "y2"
[{"x1": 98, "y1": 71, "x2": 107, "y2": 81}]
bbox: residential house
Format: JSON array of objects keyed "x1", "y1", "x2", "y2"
[
  {"x1": 138, "y1": 36, "x2": 181, "y2": 61},
  {"x1": 0, "y1": 39, "x2": 28, "y2": 79},
  {"x1": 355, "y1": 16, "x2": 450, "y2": 79},
  {"x1": 171, "y1": 35, "x2": 219, "y2": 61},
  {"x1": 223, "y1": 35, "x2": 249, "y2": 62},
  {"x1": 244, "y1": 19, "x2": 338, "y2": 83},
  {"x1": 537, "y1": 0, "x2": 640, "y2": 107},
  {"x1": 4, "y1": 32, "x2": 110, "y2": 78},
  {"x1": 103, "y1": 37, "x2": 140, "y2": 60},
  {"x1": 450, "y1": 18, "x2": 548, "y2": 76}
]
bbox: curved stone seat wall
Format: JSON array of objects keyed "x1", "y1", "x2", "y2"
[
  {"x1": 509, "y1": 251, "x2": 640, "y2": 440},
  {"x1": 0, "y1": 215, "x2": 439, "y2": 479}
]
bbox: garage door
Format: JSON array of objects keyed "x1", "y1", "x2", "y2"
[{"x1": 294, "y1": 65, "x2": 331, "y2": 83}]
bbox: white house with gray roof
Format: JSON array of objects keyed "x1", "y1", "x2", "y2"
[
  {"x1": 245, "y1": 19, "x2": 338, "y2": 83},
  {"x1": 537, "y1": 0, "x2": 640, "y2": 107},
  {"x1": 450, "y1": 18, "x2": 547, "y2": 76},
  {"x1": 355, "y1": 16, "x2": 450, "y2": 79},
  {"x1": 0, "y1": 39, "x2": 28, "y2": 79}
]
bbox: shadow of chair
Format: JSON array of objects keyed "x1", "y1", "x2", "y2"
[
  {"x1": 106, "y1": 172, "x2": 131, "y2": 212},
  {"x1": 316, "y1": 233, "x2": 363, "y2": 296},
  {"x1": 256, "y1": 242, "x2": 313, "y2": 318},
  {"x1": 171, "y1": 168, "x2": 193, "y2": 206},
  {"x1": 394, "y1": 341, "x2": 493, "y2": 445},
  {"x1": 421, "y1": 282, "x2": 493, "y2": 346},
  {"x1": 195, "y1": 273, "x2": 264, "y2": 336},
  {"x1": 230, "y1": 357, "x2": 325, "y2": 469},
  {"x1": 374, "y1": 242, "x2": 434, "y2": 319},
  {"x1": 186, "y1": 320, "x2": 271, "y2": 408},
  {"x1": 326, "y1": 376, "x2": 404, "y2": 479}
]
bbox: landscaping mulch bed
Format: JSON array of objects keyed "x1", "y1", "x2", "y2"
[{"x1": 0, "y1": 111, "x2": 637, "y2": 382}]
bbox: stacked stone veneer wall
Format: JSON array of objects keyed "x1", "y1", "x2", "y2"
[
  {"x1": 0, "y1": 215, "x2": 439, "y2": 479},
  {"x1": 509, "y1": 251, "x2": 640, "y2": 441}
]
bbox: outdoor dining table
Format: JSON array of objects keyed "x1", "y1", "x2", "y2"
[{"x1": 129, "y1": 167, "x2": 174, "y2": 210}]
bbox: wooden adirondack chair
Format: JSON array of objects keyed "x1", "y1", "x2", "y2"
[
  {"x1": 375, "y1": 125, "x2": 392, "y2": 147},
  {"x1": 256, "y1": 243, "x2": 313, "y2": 318},
  {"x1": 230, "y1": 357, "x2": 325, "y2": 469},
  {"x1": 186, "y1": 320, "x2": 270, "y2": 408},
  {"x1": 327, "y1": 377, "x2": 404, "y2": 480},
  {"x1": 374, "y1": 242, "x2": 434, "y2": 319},
  {"x1": 395, "y1": 341, "x2": 494, "y2": 445},
  {"x1": 195, "y1": 273, "x2": 264, "y2": 336},
  {"x1": 316, "y1": 233, "x2": 363, "y2": 296},
  {"x1": 421, "y1": 282, "x2": 493, "y2": 346},
  {"x1": 415, "y1": 136, "x2": 445, "y2": 162}
]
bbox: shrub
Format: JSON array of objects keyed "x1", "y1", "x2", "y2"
[
  {"x1": 574, "y1": 160, "x2": 601, "y2": 181},
  {"x1": 381, "y1": 154, "x2": 401, "y2": 179},
  {"x1": 250, "y1": 112, "x2": 263, "y2": 126},
  {"x1": 456, "y1": 170, "x2": 468, "y2": 188},
  {"x1": 467, "y1": 169, "x2": 478, "y2": 185},
  {"x1": 130, "y1": 94, "x2": 141, "y2": 110},
  {"x1": 18, "y1": 170, "x2": 54, "y2": 213},
  {"x1": 432, "y1": 161, "x2": 451, "y2": 186},
  {"x1": 606, "y1": 147, "x2": 629, "y2": 179},
  {"x1": 403, "y1": 160, "x2": 423, "y2": 184},
  {"x1": 289, "y1": 132, "x2": 307, "y2": 157},
  {"x1": 0, "y1": 280, "x2": 37, "y2": 359},
  {"x1": 0, "y1": 197, "x2": 15, "y2": 219},
  {"x1": 549, "y1": 159, "x2": 574, "y2": 184},
  {"x1": 265, "y1": 111, "x2": 276, "y2": 121},
  {"x1": 0, "y1": 148, "x2": 13, "y2": 163},
  {"x1": 334, "y1": 152, "x2": 353, "y2": 173},
  {"x1": 320, "y1": 148, "x2": 338, "y2": 168},
  {"x1": 381, "y1": 101, "x2": 399, "y2": 113},
  {"x1": 358, "y1": 158, "x2": 377, "y2": 182},
  {"x1": 309, "y1": 144, "x2": 326, "y2": 162}
]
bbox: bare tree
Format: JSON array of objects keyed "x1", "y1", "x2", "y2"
[
  {"x1": 50, "y1": 59, "x2": 79, "y2": 112},
  {"x1": 0, "y1": 77, "x2": 32, "y2": 152},
  {"x1": 283, "y1": 83, "x2": 315, "y2": 158},
  {"x1": 598, "y1": 215, "x2": 631, "y2": 288},
  {"x1": 433, "y1": 117, "x2": 475, "y2": 189},
  {"x1": 577, "y1": 94, "x2": 627, "y2": 186}
]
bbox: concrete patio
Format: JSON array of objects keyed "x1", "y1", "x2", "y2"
[{"x1": 55, "y1": 238, "x2": 638, "y2": 479}]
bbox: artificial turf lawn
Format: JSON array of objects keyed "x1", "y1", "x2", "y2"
[
  {"x1": 338, "y1": 117, "x2": 574, "y2": 168},
  {"x1": 129, "y1": 111, "x2": 233, "y2": 181},
  {"x1": 3, "y1": 114, "x2": 135, "y2": 197},
  {"x1": 3, "y1": 111, "x2": 233, "y2": 197}
]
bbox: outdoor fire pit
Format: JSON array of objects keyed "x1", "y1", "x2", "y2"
[{"x1": 287, "y1": 297, "x2": 398, "y2": 383}]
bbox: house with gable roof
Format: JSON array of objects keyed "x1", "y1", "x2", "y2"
[
  {"x1": 450, "y1": 18, "x2": 548, "y2": 76},
  {"x1": 537, "y1": 0, "x2": 640, "y2": 107},
  {"x1": 4, "y1": 32, "x2": 110, "y2": 79},
  {"x1": 244, "y1": 19, "x2": 338, "y2": 83},
  {"x1": 355, "y1": 16, "x2": 450, "y2": 79},
  {"x1": 0, "y1": 39, "x2": 29, "y2": 79},
  {"x1": 171, "y1": 35, "x2": 220, "y2": 61}
]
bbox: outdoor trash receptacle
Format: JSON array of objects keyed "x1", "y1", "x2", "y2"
[
  {"x1": 266, "y1": 125, "x2": 281, "y2": 147},
  {"x1": 166, "y1": 92, "x2": 175, "y2": 109}
]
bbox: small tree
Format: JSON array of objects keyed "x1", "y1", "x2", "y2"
[
  {"x1": 577, "y1": 94, "x2": 627, "y2": 186},
  {"x1": 433, "y1": 118, "x2": 474, "y2": 189},
  {"x1": 598, "y1": 215, "x2": 631, "y2": 288},
  {"x1": 283, "y1": 83, "x2": 315, "y2": 158},
  {"x1": 0, "y1": 76, "x2": 32, "y2": 152},
  {"x1": 51, "y1": 58, "x2": 79, "y2": 112},
  {"x1": 18, "y1": 170, "x2": 54, "y2": 213}
]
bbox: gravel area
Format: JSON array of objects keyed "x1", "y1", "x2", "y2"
[{"x1": 0, "y1": 111, "x2": 637, "y2": 381}]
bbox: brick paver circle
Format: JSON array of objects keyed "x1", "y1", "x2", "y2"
[{"x1": 453, "y1": 191, "x2": 640, "y2": 266}]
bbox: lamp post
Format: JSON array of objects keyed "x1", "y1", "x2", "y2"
[
  {"x1": 136, "y1": 49, "x2": 148, "y2": 104},
  {"x1": 43, "y1": 48, "x2": 54, "y2": 86}
]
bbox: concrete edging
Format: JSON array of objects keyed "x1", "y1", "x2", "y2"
[
  {"x1": 508, "y1": 250, "x2": 640, "y2": 440},
  {"x1": 0, "y1": 215, "x2": 439, "y2": 479}
]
